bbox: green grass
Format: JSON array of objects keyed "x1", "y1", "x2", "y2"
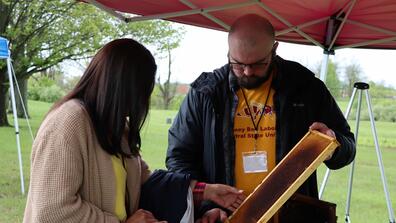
[
  {"x1": 317, "y1": 145, "x2": 396, "y2": 222},
  {"x1": 0, "y1": 100, "x2": 395, "y2": 222},
  {"x1": 0, "y1": 100, "x2": 51, "y2": 223}
]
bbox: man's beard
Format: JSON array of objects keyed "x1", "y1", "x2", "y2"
[{"x1": 235, "y1": 61, "x2": 274, "y2": 89}]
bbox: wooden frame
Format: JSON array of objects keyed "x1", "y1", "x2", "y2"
[{"x1": 228, "y1": 130, "x2": 340, "y2": 223}]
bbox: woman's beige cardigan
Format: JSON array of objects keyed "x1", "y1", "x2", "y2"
[{"x1": 23, "y1": 99, "x2": 151, "y2": 223}]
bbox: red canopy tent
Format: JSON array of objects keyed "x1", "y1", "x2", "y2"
[
  {"x1": 84, "y1": 0, "x2": 396, "y2": 50},
  {"x1": 84, "y1": 0, "x2": 396, "y2": 81},
  {"x1": 84, "y1": 0, "x2": 396, "y2": 222}
]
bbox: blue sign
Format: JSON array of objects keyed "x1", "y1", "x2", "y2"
[{"x1": 0, "y1": 37, "x2": 10, "y2": 59}]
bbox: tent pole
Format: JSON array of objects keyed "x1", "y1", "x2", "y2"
[
  {"x1": 319, "y1": 52, "x2": 330, "y2": 82},
  {"x1": 7, "y1": 57, "x2": 25, "y2": 195},
  {"x1": 365, "y1": 88, "x2": 396, "y2": 223},
  {"x1": 318, "y1": 50, "x2": 331, "y2": 199}
]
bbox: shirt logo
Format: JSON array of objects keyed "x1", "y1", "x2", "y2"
[{"x1": 237, "y1": 103, "x2": 274, "y2": 119}]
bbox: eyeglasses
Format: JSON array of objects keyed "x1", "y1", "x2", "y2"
[
  {"x1": 229, "y1": 48, "x2": 274, "y2": 72},
  {"x1": 229, "y1": 59, "x2": 269, "y2": 72}
]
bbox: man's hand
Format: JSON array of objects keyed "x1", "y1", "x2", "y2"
[
  {"x1": 195, "y1": 208, "x2": 228, "y2": 223},
  {"x1": 309, "y1": 122, "x2": 336, "y2": 138},
  {"x1": 203, "y1": 184, "x2": 246, "y2": 211},
  {"x1": 125, "y1": 209, "x2": 167, "y2": 223},
  {"x1": 309, "y1": 122, "x2": 337, "y2": 160}
]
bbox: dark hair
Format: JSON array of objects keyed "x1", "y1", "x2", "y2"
[{"x1": 53, "y1": 38, "x2": 156, "y2": 157}]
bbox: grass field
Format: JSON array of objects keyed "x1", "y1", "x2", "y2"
[{"x1": 0, "y1": 100, "x2": 395, "y2": 222}]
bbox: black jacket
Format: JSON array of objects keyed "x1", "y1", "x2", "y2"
[
  {"x1": 139, "y1": 170, "x2": 191, "y2": 223},
  {"x1": 166, "y1": 56, "x2": 355, "y2": 199}
]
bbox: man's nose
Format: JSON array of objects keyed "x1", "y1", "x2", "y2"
[{"x1": 243, "y1": 65, "x2": 255, "y2": 76}]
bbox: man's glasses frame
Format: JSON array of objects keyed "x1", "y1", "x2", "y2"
[{"x1": 228, "y1": 46, "x2": 275, "y2": 72}]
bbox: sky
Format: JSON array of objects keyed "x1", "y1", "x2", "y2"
[
  {"x1": 65, "y1": 23, "x2": 396, "y2": 89},
  {"x1": 155, "y1": 24, "x2": 396, "y2": 88}
]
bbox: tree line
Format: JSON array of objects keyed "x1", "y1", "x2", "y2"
[
  {"x1": 24, "y1": 57, "x2": 396, "y2": 123},
  {"x1": 314, "y1": 60, "x2": 396, "y2": 122},
  {"x1": 0, "y1": 0, "x2": 184, "y2": 126}
]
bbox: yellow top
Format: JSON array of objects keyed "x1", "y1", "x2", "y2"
[
  {"x1": 111, "y1": 155, "x2": 127, "y2": 221},
  {"x1": 234, "y1": 77, "x2": 276, "y2": 195}
]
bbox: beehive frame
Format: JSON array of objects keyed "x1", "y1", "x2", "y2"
[{"x1": 228, "y1": 130, "x2": 340, "y2": 223}]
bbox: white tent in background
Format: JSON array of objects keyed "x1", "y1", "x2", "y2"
[{"x1": 0, "y1": 36, "x2": 25, "y2": 194}]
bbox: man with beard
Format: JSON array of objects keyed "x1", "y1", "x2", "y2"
[{"x1": 166, "y1": 14, "x2": 355, "y2": 222}]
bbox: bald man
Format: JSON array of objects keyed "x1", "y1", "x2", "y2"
[{"x1": 166, "y1": 14, "x2": 355, "y2": 222}]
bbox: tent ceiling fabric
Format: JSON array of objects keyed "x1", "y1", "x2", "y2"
[{"x1": 86, "y1": 0, "x2": 396, "y2": 50}]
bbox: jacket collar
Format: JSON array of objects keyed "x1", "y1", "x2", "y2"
[{"x1": 191, "y1": 64, "x2": 229, "y2": 94}]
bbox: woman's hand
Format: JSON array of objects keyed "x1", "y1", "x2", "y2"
[
  {"x1": 125, "y1": 209, "x2": 167, "y2": 223},
  {"x1": 203, "y1": 184, "x2": 246, "y2": 212},
  {"x1": 195, "y1": 208, "x2": 228, "y2": 223}
]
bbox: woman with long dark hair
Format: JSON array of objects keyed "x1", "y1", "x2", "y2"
[{"x1": 23, "y1": 39, "x2": 244, "y2": 223}]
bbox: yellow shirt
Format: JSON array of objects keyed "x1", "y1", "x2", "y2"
[
  {"x1": 234, "y1": 77, "x2": 276, "y2": 195},
  {"x1": 111, "y1": 155, "x2": 127, "y2": 221}
]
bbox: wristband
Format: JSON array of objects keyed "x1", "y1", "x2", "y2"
[{"x1": 193, "y1": 182, "x2": 206, "y2": 207}]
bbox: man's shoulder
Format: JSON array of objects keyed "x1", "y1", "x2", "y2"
[
  {"x1": 190, "y1": 65, "x2": 229, "y2": 94},
  {"x1": 275, "y1": 56, "x2": 320, "y2": 88},
  {"x1": 277, "y1": 57, "x2": 315, "y2": 78}
]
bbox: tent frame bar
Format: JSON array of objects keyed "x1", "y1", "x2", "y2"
[
  {"x1": 125, "y1": 1, "x2": 257, "y2": 23},
  {"x1": 276, "y1": 17, "x2": 329, "y2": 36},
  {"x1": 85, "y1": 0, "x2": 396, "y2": 50},
  {"x1": 84, "y1": 0, "x2": 127, "y2": 22},
  {"x1": 344, "y1": 19, "x2": 396, "y2": 36},
  {"x1": 327, "y1": 0, "x2": 357, "y2": 51},
  {"x1": 256, "y1": 1, "x2": 324, "y2": 48},
  {"x1": 179, "y1": 0, "x2": 230, "y2": 30},
  {"x1": 335, "y1": 36, "x2": 396, "y2": 50}
]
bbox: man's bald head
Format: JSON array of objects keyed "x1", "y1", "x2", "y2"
[
  {"x1": 228, "y1": 14, "x2": 275, "y2": 49},
  {"x1": 227, "y1": 14, "x2": 278, "y2": 89}
]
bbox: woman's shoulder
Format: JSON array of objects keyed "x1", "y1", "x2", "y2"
[
  {"x1": 32, "y1": 99, "x2": 94, "y2": 159},
  {"x1": 50, "y1": 99, "x2": 87, "y2": 121},
  {"x1": 39, "y1": 99, "x2": 91, "y2": 136}
]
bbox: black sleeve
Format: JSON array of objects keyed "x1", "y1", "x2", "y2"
[
  {"x1": 166, "y1": 88, "x2": 205, "y2": 179},
  {"x1": 314, "y1": 79, "x2": 356, "y2": 169},
  {"x1": 139, "y1": 170, "x2": 191, "y2": 223}
]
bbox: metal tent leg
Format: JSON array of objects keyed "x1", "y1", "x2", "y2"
[
  {"x1": 364, "y1": 88, "x2": 395, "y2": 223},
  {"x1": 319, "y1": 87, "x2": 357, "y2": 199},
  {"x1": 345, "y1": 85, "x2": 363, "y2": 223},
  {"x1": 6, "y1": 57, "x2": 25, "y2": 195},
  {"x1": 318, "y1": 82, "x2": 395, "y2": 223}
]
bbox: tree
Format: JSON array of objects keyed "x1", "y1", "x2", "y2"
[
  {"x1": 0, "y1": 0, "x2": 183, "y2": 126},
  {"x1": 0, "y1": 1, "x2": 116, "y2": 125},
  {"x1": 314, "y1": 59, "x2": 342, "y2": 99},
  {"x1": 151, "y1": 22, "x2": 185, "y2": 110},
  {"x1": 344, "y1": 62, "x2": 364, "y2": 97},
  {"x1": 325, "y1": 60, "x2": 342, "y2": 99},
  {"x1": 156, "y1": 44, "x2": 179, "y2": 110}
]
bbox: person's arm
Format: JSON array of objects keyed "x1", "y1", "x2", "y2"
[
  {"x1": 196, "y1": 208, "x2": 228, "y2": 223},
  {"x1": 166, "y1": 89, "x2": 205, "y2": 178},
  {"x1": 313, "y1": 79, "x2": 356, "y2": 169},
  {"x1": 26, "y1": 135, "x2": 119, "y2": 223},
  {"x1": 124, "y1": 209, "x2": 167, "y2": 223},
  {"x1": 25, "y1": 120, "x2": 119, "y2": 223},
  {"x1": 190, "y1": 181, "x2": 246, "y2": 212},
  {"x1": 140, "y1": 158, "x2": 152, "y2": 183}
]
